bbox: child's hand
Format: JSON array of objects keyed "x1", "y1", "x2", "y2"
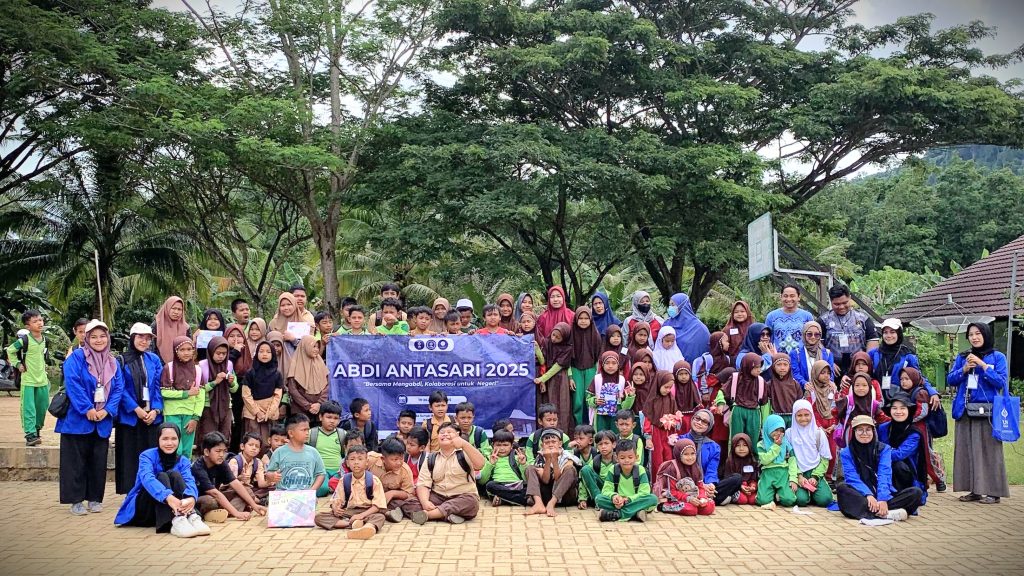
[
  {"x1": 215, "y1": 372, "x2": 226, "y2": 384},
  {"x1": 534, "y1": 377, "x2": 542, "y2": 385},
  {"x1": 624, "y1": 384, "x2": 635, "y2": 396},
  {"x1": 266, "y1": 471, "x2": 281, "y2": 484},
  {"x1": 331, "y1": 499, "x2": 345, "y2": 514},
  {"x1": 17, "y1": 364, "x2": 26, "y2": 374},
  {"x1": 188, "y1": 387, "x2": 200, "y2": 397},
  {"x1": 578, "y1": 500, "x2": 588, "y2": 510},
  {"x1": 567, "y1": 440, "x2": 578, "y2": 449},
  {"x1": 185, "y1": 420, "x2": 198, "y2": 433},
  {"x1": 310, "y1": 403, "x2": 321, "y2": 414},
  {"x1": 515, "y1": 448, "x2": 526, "y2": 465},
  {"x1": 253, "y1": 504, "x2": 267, "y2": 516},
  {"x1": 789, "y1": 482, "x2": 799, "y2": 493},
  {"x1": 596, "y1": 397, "x2": 606, "y2": 406},
  {"x1": 227, "y1": 373, "x2": 235, "y2": 384},
  {"x1": 489, "y1": 451, "x2": 499, "y2": 464}
]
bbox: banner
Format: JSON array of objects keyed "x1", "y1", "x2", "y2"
[{"x1": 327, "y1": 334, "x2": 537, "y2": 437}]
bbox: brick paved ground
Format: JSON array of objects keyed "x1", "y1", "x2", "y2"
[{"x1": 0, "y1": 481, "x2": 1022, "y2": 576}]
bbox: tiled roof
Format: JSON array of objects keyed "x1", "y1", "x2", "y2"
[{"x1": 889, "y1": 235, "x2": 1024, "y2": 320}]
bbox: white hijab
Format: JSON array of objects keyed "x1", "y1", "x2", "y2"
[
  {"x1": 785, "y1": 399, "x2": 832, "y2": 472},
  {"x1": 652, "y1": 326, "x2": 685, "y2": 372}
]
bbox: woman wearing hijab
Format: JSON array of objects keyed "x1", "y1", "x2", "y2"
[
  {"x1": 194, "y1": 308, "x2": 227, "y2": 362},
  {"x1": 590, "y1": 291, "x2": 621, "y2": 336},
  {"x1": 115, "y1": 422, "x2": 209, "y2": 538},
  {"x1": 786, "y1": 399, "x2": 834, "y2": 507},
  {"x1": 948, "y1": 322, "x2": 1010, "y2": 504},
  {"x1": 651, "y1": 325, "x2": 685, "y2": 373},
  {"x1": 708, "y1": 331, "x2": 731, "y2": 375},
  {"x1": 514, "y1": 292, "x2": 536, "y2": 322},
  {"x1": 286, "y1": 335, "x2": 330, "y2": 427},
  {"x1": 196, "y1": 336, "x2": 237, "y2": 444},
  {"x1": 269, "y1": 292, "x2": 312, "y2": 344},
  {"x1": 536, "y1": 286, "x2": 575, "y2": 340},
  {"x1": 245, "y1": 318, "x2": 268, "y2": 357},
  {"x1": 723, "y1": 300, "x2": 754, "y2": 355},
  {"x1": 266, "y1": 330, "x2": 292, "y2": 419},
  {"x1": 535, "y1": 322, "x2": 574, "y2": 430},
  {"x1": 496, "y1": 293, "x2": 519, "y2": 333},
  {"x1": 837, "y1": 415, "x2": 921, "y2": 522},
  {"x1": 242, "y1": 341, "x2": 284, "y2": 446},
  {"x1": 570, "y1": 306, "x2": 603, "y2": 426},
  {"x1": 621, "y1": 290, "x2": 662, "y2": 344},
  {"x1": 680, "y1": 407, "x2": 742, "y2": 506},
  {"x1": 152, "y1": 296, "x2": 191, "y2": 364},
  {"x1": 160, "y1": 336, "x2": 204, "y2": 457},
  {"x1": 58, "y1": 319, "x2": 124, "y2": 515},
  {"x1": 429, "y1": 297, "x2": 451, "y2": 334},
  {"x1": 790, "y1": 321, "x2": 835, "y2": 389},
  {"x1": 869, "y1": 318, "x2": 939, "y2": 406},
  {"x1": 733, "y1": 322, "x2": 773, "y2": 373},
  {"x1": 878, "y1": 391, "x2": 929, "y2": 507},
  {"x1": 662, "y1": 293, "x2": 710, "y2": 362},
  {"x1": 115, "y1": 323, "x2": 165, "y2": 495}
]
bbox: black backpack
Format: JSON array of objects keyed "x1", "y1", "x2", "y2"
[
  {"x1": 229, "y1": 453, "x2": 260, "y2": 485},
  {"x1": 611, "y1": 464, "x2": 641, "y2": 493},
  {"x1": 342, "y1": 472, "x2": 374, "y2": 503},
  {"x1": 506, "y1": 453, "x2": 524, "y2": 481},
  {"x1": 426, "y1": 450, "x2": 473, "y2": 482},
  {"x1": 3, "y1": 334, "x2": 50, "y2": 391}
]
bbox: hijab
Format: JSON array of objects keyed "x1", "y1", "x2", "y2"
[
  {"x1": 199, "y1": 308, "x2": 227, "y2": 333},
  {"x1": 162, "y1": 336, "x2": 197, "y2": 391},
  {"x1": 662, "y1": 293, "x2": 710, "y2": 361},
  {"x1": 204, "y1": 336, "x2": 232, "y2": 417},
  {"x1": 629, "y1": 356, "x2": 654, "y2": 409},
  {"x1": 786, "y1": 399, "x2": 831, "y2": 472},
  {"x1": 644, "y1": 370, "x2": 678, "y2": 423},
  {"x1": 268, "y1": 292, "x2": 302, "y2": 334},
  {"x1": 603, "y1": 325, "x2": 628, "y2": 366},
  {"x1": 801, "y1": 321, "x2": 824, "y2": 361},
  {"x1": 224, "y1": 323, "x2": 252, "y2": 376},
  {"x1": 652, "y1": 326, "x2": 686, "y2": 372},
  {"x1": 760, "y1": 413, "x2": 792, "y2": 464},
  {"x1": 157, "y1": 422, "x2": 181, "y2": 471},
  {"x1": 84, "y1": 325, "x2": 116, "y2": 409},
  {"x1": 570, "y1": 306, "x2": 604, "y2": 370},
  {"x1": 497, "y1": 293, "x2": 518, "y2": 332},
  {"x1": 723, "y1": 300, "x2": 754, "y2": 354},
  {"x1": 245, "y1": 318, "x2": 268, "y2": 356},
  {"x1": 518, "y1": 311, "x2": 538, "y2": 337},
  {"x1": 686, "y1": 408, "x2": 714, "y2": 460},
  {"x1": 266, "y1": 330, "x2": 291, "y2": 379},
  {"x1": 287, "y1": 335, "x2": 329, "y2": 395},
  {"x1": 430, "y1": 297, "x2": 451, "y2": 333},
  {"x1": 246, "y1": 341, "x2": 283, "y2": 400},
  {"x1": 154, "y1": 296, "x2": 189, "y2": 363},
  {"x1": 729, "y1": 352, "x2": 765, "y2": 408},
  {"x1": 738, "y1": 322, "x2": 768, "y2": 356},
  {"x1": 849, "y1": 373, "x2": 877, "y2": 415},
  {"x1": 671, "y1": 438, "x2": 703, "y2": 482},
  {"x1": 623, "y1": 290, "x2": 662, "y2": 344},
  {"x1": 724, "y1": 433, "x2": 758, "y2": 482},
  {"x1": 708, "y1": 331, "x2": 731, "y2": 374},
  {"x1": 121, "y1": 334, "x2": 150, "y2": 406},
  {"x1": 875, "y1": 324, "x2": 914, "y2": 381},
  {"x1": 590, "y1": 291, "x2": 621, "y2": 336},
  {"x1": 542, "y1": 322, "x2": 574, "y2": 368},
  {"x1": 768, "y1": 353, "x2": 802, "y2": 414},
  {"x1": 883, "y1": 391, "x2": 917, "y2": 450},
  {"x1": 850, "y1": 420, "x2": 881, "y2": 492},
  {"x1": 513, "y1": 292, "x2": 533, "y2": 322},
  {"x1": 963, "y1": 322, "x2": 995, "y2": 358},
  {"x1": 808, "y1": 360, "x2": 834, "y2": 419},
  {"x1": 627, "y1": 321, "x2": 652, "y2": 358},
  {"x1": 846, "y1": 350, "x2": 875, "y2": 379},
  {"x1": 673, "y1": 359, "x2": 701, "y2": 411},
  {"x1": 536, "y1": 286, "x2": 574, "y2": 339}
]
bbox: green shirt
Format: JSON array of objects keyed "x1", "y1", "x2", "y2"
[
  {"x1": 600, "y1": 464, "x2": 652, "y2": 501},
  {"x1": 619, "y1": 433, "x2": 645, "y2": 460},
  {"x1": 463, "y1": 425, "x2": 492, "y2": 460},
  {"x1": 6, "y1": 334, "x2": 47, "y2": 387},
  {"x1": 579, "y1": 454, "x2": 616, "y2": 502},
  {"x1": 757, "y1": 441, "x2": 799, "y2": 483},
  {"x1": 310, "y1": 427, "x2": 343, "y2": 471},
  {"x1": 479, "y1": 455, "x2": 525, "y2": 484},
  {"x1": 376, "y1": 321, "x2": 409, "y2": 335},
  {"x1": 267, "y1": 444, "x2": 326, "y2": 491}
]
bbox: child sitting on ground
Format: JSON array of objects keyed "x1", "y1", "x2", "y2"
[
  {"x1": 579, "y1": 430, "x2": 617, "y2": 509},
  {"x1": 367, "y1": 438, "x2": 415, "y2": 522},
  {"x1": 314, "y1": 445, "x2": 386, "y2": 539},
  {"x1": 455, "y1": 401, "x2": 492, "y2": 460},
  {"x1": 595, "y1": 439, "x2": 658, "y2": 522},
  {"x1": 228, "y1": 433, "x2": 274, "y2": 504},
  {"x1": 525, "y1": 428, "x2": 580, "y2": 517},
  {"x1": 266, "y1": 414, "x2": 326, "y2": 493},
  {"x1": 404, "y1": 428, "x2": 428, "y2": 482},
  {"x1": 524, "y1": 404, "x2": 570, "y2": 462},
  {"x1": 341, "y1": 397, "x2": 380, "y2": 452},
  {"x1": 722, "y1": 434, "x2": 759, "y2": 505},
  {"x1": 481, "y1": 430, "x2": 529, "y2": 506},
  {"x1": 192, "y1": 432, "x2": 267, "y2": 523},
  {"x1": 656, "y1": 439, "x2": 715, "y2": 516},
  {"x1": 755, "y1": 414, "x2": 797, "y2": 509},
  {"x1": 307, "y1": 401, "x2": 344, "y2": 497}
]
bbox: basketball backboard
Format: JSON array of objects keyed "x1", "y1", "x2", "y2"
[{"x1": 748, "y1": 212, "x2": 774, "y2": 281}]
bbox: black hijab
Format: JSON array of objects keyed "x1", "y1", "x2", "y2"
[
  {"x1": 738, "y1": 322, "x2": 769, "y2": 355},
  {"x1": 875, "y1": 326, "x2": 914, "y2": 381},
  {"x1": 884, "y1": 391, "x2": 928, "y2": 487},
  {"x1": 157, "y1": 422, "x2": 181, "y2": 471},
  {"x1": 850, "y1": 423, "x2": 880, "y2": 494},
  {"x1": 121, "y1": 334, "x2": 149, "y2": 405},
  {"x1": 962, "y1": 322, "x2": 995, "y2": 358},
  {"x1": 245, "y1": 341, "x2": 283, "y2": 400}
]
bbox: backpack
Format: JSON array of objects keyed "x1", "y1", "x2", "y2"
[
  {"x1": 426, "y1": 450, "x2": 473, "y2": 482},
  {"x1": 573, "y1": 447, "x2": 598, "y2": 471},
  {"x1": 167, "y1": 362, "x2": 203, "y2": 389},
  {"x1": 506, "y1": 453, "x2": 524, "y2": 481},
  {"x1": 611, "y1": 464, "x2": 641, "y2": 493},
  {"x1": 3, "y1": 334, "x2": 50, "y2": 391},
  {"x1": 199, "y1": 358, "x2": 234, "y2": 385},
  {"x1": 834, "y1": 390, "x2": 880, "y2": 448},
  {"x1": 468, "y1": 426, "x2": 484, "y2": 448},
  {"x1": 423, "y1": 415, "x2": 453, "y2": 445},
  {"x1": 308, "y1": 427, "x2": 342, "y2": 451},
  {"x1": 229, "y1": 453, "x2": 260, "y2": 485},
  {"x1": 342, "y1": 472, "x2": 375, "y2": 503}
]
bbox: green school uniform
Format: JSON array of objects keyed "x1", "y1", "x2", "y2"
[
  {"x1": 376, "y1": 321, "x2": 410, "y2": 335},
  {"x1": 463, "y1": 425, "x2": 492, "y2": 460},
  {"x1": 587, "y1": 390, "x2": 636, "y2": 432},
  {"x1": 755, "y1": 441, "x2": 798, "y2": 507},
  {"x1": 7, "y1": 334, "x2": 49, "y2": 440},
  {"x1": 162, "y1": 384, "x2": 206, "y2": 457},
  {"x1": 595, "y1": 464, "x2": 658, "y2": 521},
  {"x1": 579, "y1": 455, "x2": 616, "y2": 503},
  {"x1": 617, "y1": 432, "x2": 644, "y2": 461},
  {"x1": 570, "y1": 366, "x2": 596, "y2": 428},
  {"x1": 479, "y1": 455, "x2": 526, "y2": 484}
]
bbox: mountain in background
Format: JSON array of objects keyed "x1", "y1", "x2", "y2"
[{"x1": 923, "y1": 145, "x2": 1024, "y2": 174}]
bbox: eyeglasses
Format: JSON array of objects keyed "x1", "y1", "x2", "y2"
[
  {"x1": 853, "y1": 428, "x2": 874, "y2": 435},
  {"x1": 692, "y1": 417, "x2": 711, "y2": 425},
  {"x1": 805, "y1": 332, "x2": 821, "y2": 337}
]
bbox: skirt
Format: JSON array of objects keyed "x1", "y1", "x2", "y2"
[
  {"x1": 114, "y1": 421, "x2": 159, "y2": 494},
  {"x1": 953, "y1": 416, "x2": 1009, "y2": 497}
]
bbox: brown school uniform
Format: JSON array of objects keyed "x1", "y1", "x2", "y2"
[
  {"x1": 228, "y1": 454, "x2": 270, "y2": 500},
  {"x1": 400, "y1": 448, "x2": 480, "y2": 521},
  {"x1": 368, "y1": 453, "x2": 415, "y2": 510},
  {"x1": 422, "y1": 415, "x2": 454, "y2": 453},
  {"x1": 314, "y1": 471, "x2": 388, "y2": 531}
]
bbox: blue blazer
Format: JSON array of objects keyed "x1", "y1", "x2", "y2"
[
  {"x1": 115, "y1": 448, "x2": 198, "y2": 526},
  {"x1": 867, "y1": 350, "x2": 939, "y2": 397},
  {"x1": 878, "y1": 422, "x2": 927, "y2": 505},
  {"x1": 948, "y1": 351, "x2": 1009, "y2": 420},
  {"x1": 55, "y1": 348, "x2": 124, "y2": 438},
  {"x1": 682, "y1": 433, "x2": 721, "y2": 485},
  {"x1": 789, "y1": 346, "x2": 835, "y2": 388},
  {"x1": 840, "y1": 443, "x2": 894, "y2": 501},
  {"x1": 117, "y1": 352, "x2": 165, "y2": 426}
]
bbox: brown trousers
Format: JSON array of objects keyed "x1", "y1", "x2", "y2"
[
  {"x1": 198, "y1": 485, "x2": 255, "y2": 515},
  {"x1": 314, "y1": 506, "x2": 385, "y2": 530},
  {"x1": 526, "y1": 465, "x2": 578, "y2": 504},
  {"x1": 198, "y1": 407, "x2": 232, "y2": 445},
  {"x1": 400, "y1": 491, "x2": 480, "y2": 521}
]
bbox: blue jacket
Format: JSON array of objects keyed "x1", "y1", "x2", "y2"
[
  {"x1": 56, "y1": 348, "x2": 124, "y2": 438},
  {"x1": 868, "y1": 349, "x2": 939, "y2": 398},
  {"x1": 948, "y1": 351, "x2": 1008, "y2": 420},
  {"x1": 840, "y1": 443, "x2": 894, "y2": 501},
  {"x1": 789, "y1": 346, "x2": 835, "y2": 388},
  {"x1": 115, "y1": 448, "x2": 198, "y2": 526},
  {"x1": 117, "y1": 352, "x2": 165, "y2": 426},
  {"x1": 878, "y1": 422, "x2": 927, "y2": 505},
  {"x1": 682, "y1": 433, "x2": 720, "y2": 485}
]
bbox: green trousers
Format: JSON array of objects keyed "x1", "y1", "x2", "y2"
[
  {"x1": 318, "y1": 468, "x2": 339, "y2": 497},
  {"x1": 795, "y1": 470, "x2": 834, "y2": 507},
  {"x1": 730, "y1": 406, "x2": 762, "y2": 456},
  {"x1": 165, "y1": 414, "x2": 197, "y2": 457},
  {"x1": 580, "y1": 464, "x2": 605, "y2": 503},
  {"x1": 570, "y1": 367, "x2": 596, "y2": 427},
  {"x1": 595, "y1": 493, "x2": 658, "y2": 521},
  {"x1": 755, "y1": 466, "x2": 797, "y2": 507},
  {"x1": 21, "y1": 385, "x2": 49, "y2": 439}
]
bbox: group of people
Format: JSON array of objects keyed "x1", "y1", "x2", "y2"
[{"x1": 4, "y1": 280, "x2": 1012, "y2": 538}]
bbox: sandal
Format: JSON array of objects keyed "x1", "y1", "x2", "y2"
[
  {"x1": 959, "y1": 493, "x2": 982, "y2": 502},
  {"x1": 979, "y1": 496, "x2": 1001, "y2": 504}
]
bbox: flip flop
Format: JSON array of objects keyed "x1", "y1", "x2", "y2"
[{"x1": 958, "y1": 493, "x2": 982, "y2": 502}]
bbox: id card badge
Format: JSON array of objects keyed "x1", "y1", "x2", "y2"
[
  {"x1": 94, "y1": 385, "x2": 106, "y2": 403},
  {"x1": 967, "y1": 373, "x2": 979, "y2": 390},
  {"x1": 827, "y1": 392, "x2": 835, "y2": 400},
  {"x1": 881, "y1": 375, "x2": 892, "y2": 390},
  {"x1": 619, "y1": 346, "x2": 629, "y2": 356},
  {"x1": 142, "y1": 386, "x2": 150, "y2": 403},
  {"x1": 838, "y1": 333, "x2": 850, "y2": 348},
  {"x1": 743, "y1": 465, "x2": 754, "y2": 474},
  {"x1": 729, "y1": 328, "x2": 739, "y2": 336}
]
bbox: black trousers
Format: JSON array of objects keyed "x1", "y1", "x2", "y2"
[
  {"x1": 486, "y1": 481, "x2": 529, "y2": 506},
  {"x1": 124, "y1": 471, "x2": 188, "y2": 532},
  {"x1": 836, "y1": 482, "x2": 923, "y2": 520},
  {"x1": 713, "y1": 473, "x2": 744, "y2": 506},
  {"x1": 59, "y1": 432, "x2": 109, "y2": 504}
]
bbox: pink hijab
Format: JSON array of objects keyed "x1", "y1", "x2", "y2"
[{"x1": 536, "y1": 286, "x2": 575, "y2": 340}]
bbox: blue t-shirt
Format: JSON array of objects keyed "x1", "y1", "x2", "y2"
[{"x1": 765, "y1": 308, "x2": 814, "y2": 354}]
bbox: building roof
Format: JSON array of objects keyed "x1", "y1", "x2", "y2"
[{"x1": 889, "y1": 235, "x2": 1024, "y2": 321}]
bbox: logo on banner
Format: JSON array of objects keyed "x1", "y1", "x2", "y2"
[{"x1": 409, "y1": 337, "x2": 454, "y2": 352}]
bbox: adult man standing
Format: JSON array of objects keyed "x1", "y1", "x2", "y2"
[
  {"x1": 765, "y1": 284, "x2": 814, "y2": 355},
  {"x1": 819, "y1": 285, "x2": 878, "y2": 375}
]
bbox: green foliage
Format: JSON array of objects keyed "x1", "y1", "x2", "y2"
[{"x1": 850, "y1": 267, "x2": 943, "y2": 315}]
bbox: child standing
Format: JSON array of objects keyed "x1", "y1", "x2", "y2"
[
  {"x1": 308, "y1": 401, "x2": 344, "y2": 497},
  {"x1": 643, "y1": 371, "x2": 677, "y2": 473},
  {"x1": 454, "y1": 401, "x2": 491, "y2": 460},
  {"x1": 266, "y1": 413, "x2": 327, "y2": 492},
  {"x1": 767, "y1": 353, "x2": 803, "y2": 428},
  {"x1": 722, "y1": 434, "x2": 759, "y2": 505},
  {"x1": 314, "y1": 445, "x2": 386, "y2": 539},
  {"x1": 497, "y1": 293, "x2": 519, "y2": 333},
  {"x1": 806, "y1": 359, "x2": 839, "y2": 481},
  {"x1": 586, "y1": 351, "x2": 633, "y2": 432},
  {"x1": 6, "y1": 310, "x2": 49, "y2": 446},
  {"x1": 755, "y1": 414, "x2": 797, "y2": 508},
  {"x1": 375, "y1": 298, "x2": 409, "y2": 335},
  {"x1": 836, "y1": 373, "x2": 882, "y2": 448},
  {"x1": 476, "y1": 304, "x2": 511, "y2": 335},
  {"x1": 535, "y1": 323, "x2": 574, "y2": 431},
  {"x1": 341, "y1": 397, "x2": 380, "y2": 452},
  {"x1": 240, "y1": 342, "x2": 283, "y2": 446},
  {"x1": 197, "y1": 337, "x2": 237, "y2": 444},
  {"x1": 570, "y1": 306, "x2": 603, "y2": 427},
  {"x1": 786, "y1": 399, "x2": 834, "y2": 507},
  {"x1": 160, "y1": 337, "x2": 205, "y2": 457},
  {"x1": 285, "y1": 335, "x2": 329, "y2": 427},
  {"x1": 422, "y1": 390, "x2": 454, "y2": 453},
  {"x1": 407, "y1": 307, "x2": 435, "y2": 336},
  {"x1": 726, "y1": 353, "x2": 767, "y2": 456},
  {"x1": 672, "y1": 360, "x2": 701, "y2": 432},
  {"x1": 596, "y1": 439, "x2": 658, "y2": 522},
  {"x1": 655, "y1": 439, "x2": 715, "y2": 516}
]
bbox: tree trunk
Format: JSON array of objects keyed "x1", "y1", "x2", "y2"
[{"x1": 313, "y1": 220, "x2": 340, "y2": 316}]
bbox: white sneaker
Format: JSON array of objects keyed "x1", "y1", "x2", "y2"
[
  {"x1": 885, "y1": 508, "x2": 908, "y2": 522},
  {"x1": 188, "y1": 512, "x2": 212, "y2": 536},
  {"x1": 170, "y1": 515, "x2": 199, "y2": 538}
]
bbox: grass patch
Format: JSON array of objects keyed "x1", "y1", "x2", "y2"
[{"x1": 934, "y1": 399, "x2": 1024, "y2": 485}]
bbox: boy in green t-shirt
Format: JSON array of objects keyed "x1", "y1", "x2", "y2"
[
  {"x1": 455, "y1": 401, "x2": 492, "y2": 460},
  {"x1": 579, "y1": 429, "x2": 617, "y2": 509},
  {"x1": 308, "y1": 401, "x2": 344, "y2": 497},
  {"x1": 481, "y1": 430, "x2": 528, "y2": 506},
  {"x1": 595, "y1": 438, "x2": 658, "y2": 522},
  {"x1": 6, "y1": 310, "x2": 49, "y2": 446},
  {"x1": 614, "y1": 409, "x2": 645, "y2": 461},
  {"x1": 374, "y1": 299, "x2": 409, "y2": 335}
]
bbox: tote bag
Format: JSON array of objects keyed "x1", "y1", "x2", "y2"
[{"x1": 992, "y1": 385, "x2": 1020, "y2": 443}]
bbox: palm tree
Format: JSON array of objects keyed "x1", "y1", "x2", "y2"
[{"x1": 0, "y1": 154, "x2": 205, "y2": 326}]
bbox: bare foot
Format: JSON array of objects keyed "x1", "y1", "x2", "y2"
[
  {"x1": 545, "y1": 502, "x2": 558, "y2": 518},
  {"x1": 492, "y1": 496, "x2": 502, "y2": 507},
  {"x1": 525, "y1": 502, "x2": 546, "y2": 516}
]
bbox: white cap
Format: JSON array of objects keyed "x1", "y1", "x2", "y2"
[
  {"x1": 455, "y1": 298, "x2": 474, "y2": 310},
  {"x1": 84, "y1": 319, "x2": 109, "y2": 333},
  {"x1": 129, "y1": 322, "x2": 154, "y2": 336},
  {"x1": 881, "y1": 318, "x2": 903, "y2": 331}
]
